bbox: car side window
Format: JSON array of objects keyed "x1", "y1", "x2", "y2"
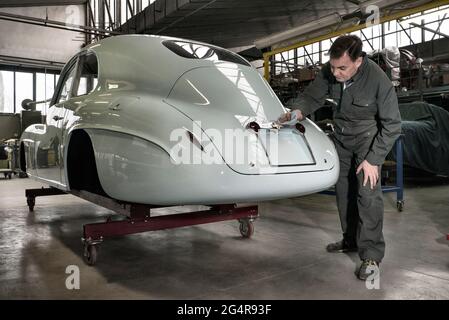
[
  {"x1": 57, "y1": 64, "x2": 77, "y2": 104},
  {"x1": 73, "y1": 53, "x2": 98, "y2": 97}
]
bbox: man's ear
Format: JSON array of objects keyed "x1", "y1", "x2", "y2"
[{"x1": 355, "y1": 56, "x2": 363, "y2": 68}]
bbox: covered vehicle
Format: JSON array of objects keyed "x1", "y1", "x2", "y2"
[
  {"x1": 388, "y1": 101, "x2": 449, "y2": 176},
  {"x1": 20, "y1": 35, "x2": 339, "y2": 205}
]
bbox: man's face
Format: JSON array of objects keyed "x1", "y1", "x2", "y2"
[{"x1": 330, "y1": 52, "x2": 363, "y2": 82}]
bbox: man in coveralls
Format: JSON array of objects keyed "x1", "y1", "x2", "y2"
[{"x1": 278, "y1": 35, "x2": 401, "y2": 280}]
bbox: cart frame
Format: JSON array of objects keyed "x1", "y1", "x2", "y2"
[{"x1": 25, "y1": 187, "x2": 258, "y2": 265}]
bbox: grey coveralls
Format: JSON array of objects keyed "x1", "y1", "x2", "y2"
[{"x1": 288, "y1": 55, "x2": 401, "y2": 262}]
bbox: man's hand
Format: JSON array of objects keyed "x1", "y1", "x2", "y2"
[
  {"x1": 356, "y1": 160, "x2": 379, "y2": 189},
  {"x1": 277, "y1": 109, "x2": 304, "y2": 123}
]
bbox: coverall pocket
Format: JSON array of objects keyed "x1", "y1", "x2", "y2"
[{"x1": 351, "y1": 97, "x2": 377, "y2": 119}]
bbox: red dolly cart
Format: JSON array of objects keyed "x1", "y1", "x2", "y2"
[{"x1": 25, "y1": 187, "x2": 258, "y2": 265}]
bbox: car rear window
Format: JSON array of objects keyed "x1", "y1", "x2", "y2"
[{"x1": 163, "y1": 40, "x2": 251, "y2": 67}]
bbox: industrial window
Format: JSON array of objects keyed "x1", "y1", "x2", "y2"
[
  {"x1": 163, "y1": 40, "x2": 251, "y2": 67},
  {"x1": 36, "y1": 73, "x2": 56, "y2": 115},
  {"x1": 0, "y1": 68, "x2": 60, "y2": 114},
  {"x1": 120, "y1": 0, "x2": 128, "y2": 24},
  {"x1": 15, "y1": 72, "x2": 33, "y2": 114},
  {"x1": 0, "y1": 71, "x2": 14, "y2": 113},
  {"x1": 87, "y1": 0, "x2": 158, "y2": 30},
  {"x1": 271, "y1": 5, "x2": 449, "y2": 76}
]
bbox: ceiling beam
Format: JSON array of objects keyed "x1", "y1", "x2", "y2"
[
  {"x1": 0, "y1": 0, "x2": 86, "y2": 8},
  {"x1": 0, "y1": 10, "x2": 120, "y2": 36}
]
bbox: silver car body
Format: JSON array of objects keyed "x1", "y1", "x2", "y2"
[{"x1": 20, "y1": 35, "x2": 339, "y2": 205}]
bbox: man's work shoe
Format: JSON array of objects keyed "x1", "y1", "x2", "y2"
[
  {"x1": 326, "y1": 239, "x2": 358, "y2": 253},
  {"x1": 357, "y1": 259, "x2": 380, "y2": 281}
]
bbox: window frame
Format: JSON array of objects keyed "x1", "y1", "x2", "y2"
[
  {"x1": 51, "y1": 55, "x2": 80, "y2": 106},
  {"x1": 71, "y1": 52, "x2": 99, "y2": 98}
]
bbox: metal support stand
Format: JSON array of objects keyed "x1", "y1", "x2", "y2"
[
  {"x1": 25, "y1": 187, "x2": 67, "y2": 211},
  {"x1": 381, "y1": 136, "x2": 404, "y2": 211},
  {"x1": 25, "y1": 188, "x2": 259, "y2": 266}
]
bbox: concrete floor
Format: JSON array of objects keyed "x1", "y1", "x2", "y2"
[{"x1": 0, "y1": 172, "x2": 448, "y2": 299}]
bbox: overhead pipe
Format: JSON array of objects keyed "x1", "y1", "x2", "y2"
[
  {"x1": 0, "y1": 54, "x2": 65, "y2": 70},
  {"x1": 0, "y1": 11, "x2": 122, "y2": 37}
]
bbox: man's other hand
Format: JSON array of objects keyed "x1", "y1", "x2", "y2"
[{"x1": 356, "y1": 160, "x2": 379, "y2": 189}]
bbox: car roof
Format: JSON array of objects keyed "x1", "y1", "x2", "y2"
[{"x1": 80, "y1": 35, "x2": 250, "y2": 97}]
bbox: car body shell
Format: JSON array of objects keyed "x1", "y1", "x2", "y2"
[{"x1": 20, "y1": 35, "x2": 339, "y2": 205}]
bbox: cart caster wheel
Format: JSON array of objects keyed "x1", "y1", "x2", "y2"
[
  {"x1": 397, "y1": 200, "x2": 404, "y2": 212},
  {"x1": 239, "y1": 219, "x2": 254, "y2": 238},
  {"x1": 8, "y1": 173, "x2": 12, "y2": 179},
  {"x1": 27, "y1": 197, "x2": 35, "y2": 212},
  {"x1": 84, "y1": 244, "x2": 98, "y2": 266}
]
